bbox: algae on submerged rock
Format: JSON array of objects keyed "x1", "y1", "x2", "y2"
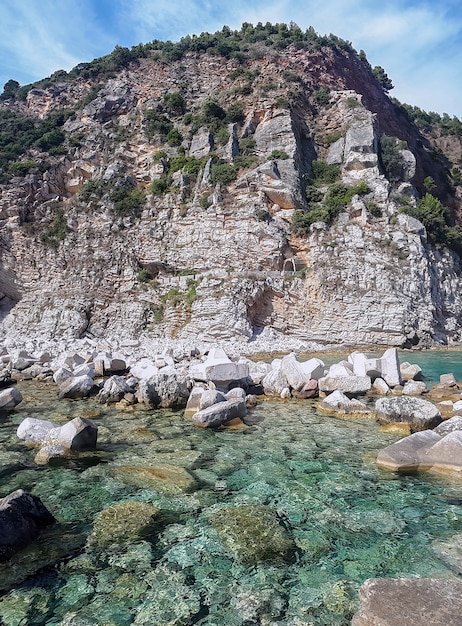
[
  {"x1": 211, "y1": 504, "x2": 295, "y2": 564},
  {"x1": 87, "y1": 501, "x2": 161, "y2": 548}
]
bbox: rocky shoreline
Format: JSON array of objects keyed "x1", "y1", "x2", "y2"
[{"x1": 2, "y1": 339, "x2": 462, "y2": 624}]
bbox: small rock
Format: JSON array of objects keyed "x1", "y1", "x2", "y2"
[
  {"x1": 402, "y1": 380, "x2": 427, "y2": 396},
  {"x1": 192, "y1": 398, "x2": 247, "y2": 428},
  {"x1": 0, "y1": 387, "x2": 23, "y2": 410}
]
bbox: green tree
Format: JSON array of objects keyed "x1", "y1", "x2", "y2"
[{"x1": 372, "y1": 66, "x2": 394, "y2": 92}]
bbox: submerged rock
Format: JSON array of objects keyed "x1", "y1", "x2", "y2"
[
  {"x1": 352, "y1": 577, "x2": 462, "y2": 626},
  {"x1": 0, "y1": 490, "x2": 55, "y2": 561},
  {"x1": 211, "y1": 504, "x2": 295, "y2": 564},
  {"x1": 112, "y1": 464, "x2": 196, "y2": 494},
  {"x1": 87, "y1": 501, "x2": 160, "y2": 548}
]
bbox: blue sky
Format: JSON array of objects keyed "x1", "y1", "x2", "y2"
[{"x1": 1, "y1": 0, "x2": 461, "y2": 116}]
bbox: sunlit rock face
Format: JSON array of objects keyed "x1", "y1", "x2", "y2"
[{"x1": 1, "y1": 38, "x2": 461, "y2": 354}]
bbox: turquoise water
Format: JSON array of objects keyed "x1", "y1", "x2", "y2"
[{"x1": 0, "y1": 353, "x2": 461, "y2": 625}]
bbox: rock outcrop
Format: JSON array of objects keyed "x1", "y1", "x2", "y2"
[{"x1": 0, "y1": 34, "x2": 461, "y2": 353}]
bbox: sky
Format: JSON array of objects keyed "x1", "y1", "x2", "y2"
[{"x1": 0, "y1": 0, "x2": 461, "y2": 117}]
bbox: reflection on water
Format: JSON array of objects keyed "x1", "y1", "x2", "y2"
[{"x1": 0, "y1": 372, "x2": 461, "y2": 625}]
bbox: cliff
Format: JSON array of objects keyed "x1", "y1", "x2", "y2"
[{"x1": 1, "y1": 26, "x2": 462, "y2": 353}]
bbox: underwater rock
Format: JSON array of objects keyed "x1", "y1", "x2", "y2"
[
  {"x1": 112, "y1": 464, "x2": 197, "y2": 494},
  {"x1": 211, "y1": 504, "x2": 295, "y2": 564},
  {"x1": 34, "y1": 444, "x2": 71, "y2": 465},
  {"x1": 432, "y1": 532, "x2": 462, "y2": 575},
  {"x1": 0, "y1": 489, "x2": 55, "y2": 561},
  {"x1": 0, "y1": 387, "x2": 23, "y2": 410},
  {"x1": 352, "y1": 577, "x2": 462, "y2": 626},
  {"x1": 87, "y1": 501, "x2": 161, "y2": 548},
  {"x1": 375, "y1": 396, "x2": 442, "y2": 431}
]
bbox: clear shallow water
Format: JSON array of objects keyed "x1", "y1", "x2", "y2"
[{"x1": 0, "y1": 355, "x2": 462, "y2": 626}]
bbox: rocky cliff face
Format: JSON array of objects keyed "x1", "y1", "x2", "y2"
[{"x1": 1, "y1": 36, "x2": 461, "y2": 353}]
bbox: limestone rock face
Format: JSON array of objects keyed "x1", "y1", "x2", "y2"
[
  {"x1": 352, "y1": 577, "x2": 462, "y2": 626},
  {"x1": 1, "y1": 45, "x2": 461, "y2": 352}
]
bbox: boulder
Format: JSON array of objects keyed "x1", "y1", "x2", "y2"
[
  {"x1": 34, "y1": 445, "x2": 70, "y2": 465},
  {"x1": 211, "y1": 505, "x2": 295, "y2": 564},
  {"x1": 379, "y1": 348, "x2": 401, "y2": 387},
  {"x1": 17, "y1": 417, "x2": 57, "y2": 446},
  {"x1": 52, "y1": 366, "x2": 73, "y2": 385},
  {"x1": 402, "y1": 380, "x2": 427, "y2": 396},
  {"x1": 226, "y1": 387, "x2": 246, "y2": 401},
  {"x1": 0, "y1": 387, "x2": 23, "y2": 410},
  {"x1": 57, "y1": 374, "x2": 94, "y2": 399},
  {"x1": 424, "y1": 431, "x2": 462, "y2": 472},
  {"x1": 200, "y1": 389, "x2": 227, "y2": 409},
  {"x1": 375, "y1": 396, "x2": 442, "y2": 432},
  {"x1": 190, "y1": 350, "x2": 249, "y2": 390},
  {"x1": 129, "y1": 358, "x2": 158, "y2": 380},
  {"x1": 352, "y1": 577, "x2": 462, "y2": 626},
  {"x1": 436, "y1": 400, "x2": 455, "y2": 419},
  {"x1": 453, "y1": 400, "x2": 462, "y2": 415},
  {"x1": 440, "y1": 373, "x2": 457, "y2": 387},
  {"x1": 262, "y1": 367, "x2": 289, "y2": 397},
  {"x1": 136, "y1": 366, "x2": 190, "y2": 408},
  {"x1": 435, "y1": 415, "x2": 462, "y2": 436},
  {"x1": 371, "y1": 377, "x2": 390, "y2": 395},
  {"x1": 96, "y1": 375, "x2": 133, "y2": 404},
  {"x1": 0, "y1": 489, "x2": 55, "y2": 561},
  {"x1": 280, "y1": 354, "x2": 324, "y2": 391},
  {"x1": 292, "y1": 379, "x2": 318, "y2": 399},
  {"x1": 184, "y1": 386, "x2": 206, "y2": 417},
  {"x1": 327, "y1": 361, "x2": 353, "y2": 377},
  {"x1": 318, "y1": 389, "x2": 371, "y2": 417},
  {"x1": 348, "y1": 352, "x2": 380, "y2": 378},
  {"x1": 58, "y1": 417, "x2": 98, "y2": 451},
  {"x1": 400, "y1": 362, "x2": 423, "y2": 381},
  {"x1": 192, "y1": 398, "x2": 247, "y2": 428},
  {"x1": 318, "y1": 375, "x2": 371, "y2": 396},
  {"x1": 376, "y1": 430, "x2": 441, "y2": 471},
  {"x1": 247, "y1": 360, "x2": 271, "y2": 384}
]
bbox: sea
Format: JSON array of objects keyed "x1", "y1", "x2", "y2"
[{"x1": 0, "y1": 350, "x2": 461, "y2": 625}]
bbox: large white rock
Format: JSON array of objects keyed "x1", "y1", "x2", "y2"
[
  {"x1": 402, "y1": 381, "x2": 427, "y2": 396},
  {"x1": 0, "y1": 387, "x2": 23, "y2": 410},
  {"x1": 136, "y1": 366, "x2": 190, "y2": 408},
  {"x1": 130, "y1": 358, "x2": 158, "y2": 380},
  {"x1": 400, "y1": 362, "x2": 422, "y2": 381},
  {"x1": 262, "y1": 368, "x2": 289, "y2": 396},
  {"x1": 190, "y1": 350, "x2": 249, "y2": 390},
  {"x1": 96, "y1": 375, "x2": 133, "y2": 404},
  {"x1": 375, "y1": 396, "x2": 441, "y2": 432},
  {"x1": 318, "y1": 375, "x2": 371, "y2": 396},
  {"x1": 435, "y1": 416, "x2": 462, "y2": 436},
  {"x1": 192, "y1": 398, "x2": 247, "y2": 428},
  {"x1": 376, "y1": 430, "x2": 442, "y2": 471},
  {"x1": 58, "y1": 417, "x2": 98, "y2": 451},
  {"x1": 280, "y1": 353, "x2": 324, "y2": 391},
  {"x1": 57, "y1": 374, "x2": 94, "y2": 399},
  {"x1": 17, "y1": 417, "x2": 57, "y2": 445},
  {"x1": 424, "y1": 431, "x2": 462, "y2": 471},
  {"x1": 348, "y1": 352, "x2": 380, "y2": 378},
  {"x1": 371, "y1": 377, "x2": 390, "y2": 395},
  {"x1": 328, "y1": 361, "x2": 353, "y2": 377},
  {"x1": 379, "y1": 348, "x2": 401, "y2": 387},
  {"x1": 318, "y1": 390, "x2": 371, "y2": 416}
]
